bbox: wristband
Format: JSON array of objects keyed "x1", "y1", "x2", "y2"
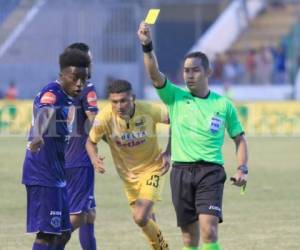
[
  {"x1": 237, "y1": 165, "x2": 248, "y2": 174},
  {"x1": 142, "y1": 42, "x2": 153, "y2": 53}
]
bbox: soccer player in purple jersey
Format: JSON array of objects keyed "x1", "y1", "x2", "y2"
[
  {"x1": 64, "y1": 43, "x2": 98, "y2": 250},
  {"x1": 22, "y1": 49, "x2": 90, "y2": 250}
]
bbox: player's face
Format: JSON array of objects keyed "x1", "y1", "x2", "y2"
[
  {"x1": 183, "y1": 57, "x2": 209, "y2": 91},
  {"x1": 109, "y1": 91, "x2": 135, "y2": 119},
  {"x1": 60, "y1": 66, "x2": 88, "y2": 97}
]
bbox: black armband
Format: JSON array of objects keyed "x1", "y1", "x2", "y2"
[
  {"x1": 237, "y1": 165, "x2": 248, "y2": 174},
  {"x1": 142, "y1": 42, "x2": 153, "y2": 53}
]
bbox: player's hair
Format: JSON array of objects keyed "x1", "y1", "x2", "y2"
[
  {"x1": 66, "y1": 42, "x2": 90, "y2": 53},
  {"x1": 184, "y1": 51, "x2": 210, "y2": 71},
  {"x1": 107, "y1": 79, "x2": 132, "y2": 94},
  {"x1": 59, "y1": 48, "x2": 90, "y2": 70},
  {"x1": 65, "y1": 42, "x2": 92, "y2": 78}
]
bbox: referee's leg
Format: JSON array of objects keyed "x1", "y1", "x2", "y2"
[{"x1": 199, "y1": 214, "x2": 221, "y2": 250}]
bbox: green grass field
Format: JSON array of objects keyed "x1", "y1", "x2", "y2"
[{"x1": 0, "y1": 136, "x2": 300, "y2": 250}]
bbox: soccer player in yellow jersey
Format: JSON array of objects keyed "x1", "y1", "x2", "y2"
[{"x1": 86, "y1": 79, "x2": 170, "y2": 250}]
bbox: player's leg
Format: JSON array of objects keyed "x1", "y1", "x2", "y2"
[
  {"x1": 32, "y1": 232, "x2": 55, "y2": 250},
  {"x1": 129, "y1": 171, "x2": 168, "y2": 250},
  {"x1": 195, "y1": 165, "x2": 226, "y2": 250},
  {"x1": 70, "y1": 213, "x2": 87, "y2": 231},
  {"x1": 66, "y1": 166, "x2": 88, "y2": 231},
  {"x1": 132, "y1": 198, "x2": 153, "y2": 226},
  {"x1": 180, "y1": 221, "x2": 200, "y2": 248},
  {"x1": 79, "y1": 208, "x2": 97, "y2": 250},
  {"x1": 52, "y1": 231, "x2": 71, "y2": 250},
  {"x1": 26, "y1": 185, "x2": 70, "y2": 250},
  {"x1": 130, "y1": 199, "x2": 168, "y2": 250},
  {"x1": 199, "y1": 215, "x2": 221, "y2": 250},
  {"x1": 66, "y1": 166, "x2": 97, "y2": 249},
  {"x1": 51, "y1": 187, "x2": 72, "y2": 250}
]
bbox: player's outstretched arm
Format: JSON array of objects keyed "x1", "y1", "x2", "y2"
[
  {"x1": 137, "y1": 21, "x2": 165, "y2": 88},
  {"x1": 231, "y1": 134, "x2": 248, "y2": 187},
  {"x1": 86, "y1": 137, "x2": 105, "y2": 174},
  {"x1": 28, "y1": 107, "x2": 55, "y2": 152}
]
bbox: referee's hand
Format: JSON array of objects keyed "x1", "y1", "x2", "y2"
[
  {"x1": 230, "y1": 171, "x2": 247, "y2": 187},
  {"x1": 137, "y1": 21, "x2": 152, "y2": 45},
  {"x1": 91, "y1": 155, "x2": 105, "y2": 174}
]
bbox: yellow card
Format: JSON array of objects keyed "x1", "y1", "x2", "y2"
[{"x1": 144, "y1": 9, "x2": 160, "y2": 24}]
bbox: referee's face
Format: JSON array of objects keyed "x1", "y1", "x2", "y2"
[{"x1": 183, "y1": 57, "x2": 209, "y2": 92}]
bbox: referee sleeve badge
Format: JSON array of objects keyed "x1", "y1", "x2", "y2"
[{"x1": 210, "y1": 114, "x2": 223, "y2": 134}]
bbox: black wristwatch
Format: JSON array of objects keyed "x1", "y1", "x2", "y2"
[{"x1": 237, "y1": 165, "x2": 248, "y2": 174}]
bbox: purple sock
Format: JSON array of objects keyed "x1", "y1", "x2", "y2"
[
  {"x1": 79, "y1": 223, "x2": 97, "y2": 250},
  {"x1": 32, "y1": 242, "x2": 51, "y2": 250}
]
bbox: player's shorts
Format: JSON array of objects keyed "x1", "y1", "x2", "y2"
[
  {"x1": 170, "y1": 162, "x2": 226, "y2": 227},
  {"x1": 124, "y1": 168, "x2": 165, "y2": 205},
  {"x1": 26, "y1": 185, "x2": 71, "y2": 234},
  {"x1": 65, "y1": 165, "x2": 96, "y2": 214}
]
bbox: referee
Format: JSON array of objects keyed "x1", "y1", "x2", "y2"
[{"x1": 137, "y1": 22, "x2": 248, "y2": 250}]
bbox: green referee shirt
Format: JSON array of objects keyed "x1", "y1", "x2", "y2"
[{"x1": 156, "y1": 79, "x2": 244, "y2": 165}]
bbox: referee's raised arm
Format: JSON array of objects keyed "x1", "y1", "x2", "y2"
[{"x1": 137, "y1": 21, "x2": 165, "y2": 88}]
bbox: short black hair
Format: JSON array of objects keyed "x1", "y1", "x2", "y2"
[
  {"x1": 66, "y1": 42, "x2": 90, "y2": 53},
  {"x1": 59, "y1": 48, "x2": 91, "y2": 70},
  {"x1": 107, "y1": 79, "x2": 132, "y2": 94},
  {"x1": 184, "y1": 51, "x2": 210, "y2": 71}
]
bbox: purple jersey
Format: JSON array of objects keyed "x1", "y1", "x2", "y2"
[
  {"x1": 22, "y1": 81, "x2": 74, "y2": 187},
  {"x1": 65, "y1": 83, "x2": 98, "y2": 168}
]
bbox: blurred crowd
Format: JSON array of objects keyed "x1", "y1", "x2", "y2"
[
  {"x1": 0, "y1": 81, "x2": 18, "y2": 100},
  {"x1": 210, "y1": 45, "x2": 287, "y2": 85}
]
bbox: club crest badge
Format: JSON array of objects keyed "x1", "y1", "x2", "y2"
[{"x1": 50, "y1": 216, "x2": 61, "y2": 228}]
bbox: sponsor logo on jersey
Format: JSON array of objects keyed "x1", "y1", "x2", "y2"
[
  {"x1": 87, "y1": 91, "x2": 97, "y2": 107},
  {"x1": 50, "y1": 210, "x2": 62, "y2": 216},
  {"x1": 121, "y1": 131, "x2": 146, "y2": 141},
  {"x1": 115, "y1": 130, "x2": 147, "y2": 147},
  {"x1": 40, "y1": 91, "x2": 56, "y2": 104}
]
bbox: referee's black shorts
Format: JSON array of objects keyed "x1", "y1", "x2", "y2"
[{"x1": 170, "y1": 161, "x2": 226, "y2": 227}]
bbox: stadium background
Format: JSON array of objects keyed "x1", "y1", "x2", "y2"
[{"x1": 0, "y1": 0, "x2": 299, "y2": 249}]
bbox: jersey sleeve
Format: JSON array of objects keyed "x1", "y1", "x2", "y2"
[
  {"x1": 82, "y1": 85, "x2": 98, "y2": 113},
  {"x1": 38, "y1": 90, "x2": 58, "y2": 109},
  {"x1": 225, "y1": 100, "x2": 244, "y2": 138},
  {"x1": 89, "y1": 111, "x2": 107, "y2": 143},
  {"x1": 155, "y1": 79, "x2": 179, "y2": 105}
]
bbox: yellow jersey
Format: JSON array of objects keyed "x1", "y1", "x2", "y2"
[{"x1": 89, "y1": 101, "x2": 168, "y2": 183}]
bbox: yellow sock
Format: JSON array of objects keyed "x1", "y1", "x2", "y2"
[{"x1": 141, "y1": 219, "x2": 169, "y2": 250}]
